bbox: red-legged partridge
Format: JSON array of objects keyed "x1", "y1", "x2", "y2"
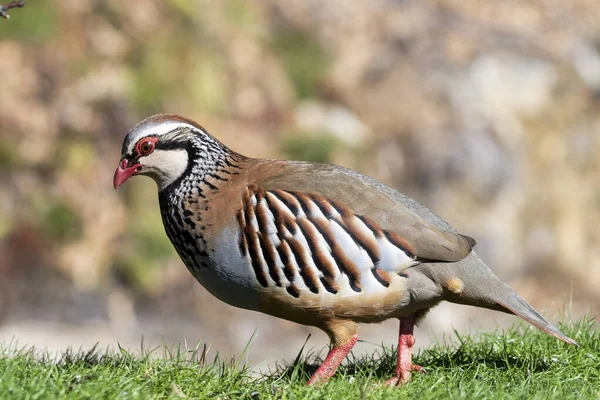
[{"x1": 114, "y1": 114, "x2": 576, "y2": 386}]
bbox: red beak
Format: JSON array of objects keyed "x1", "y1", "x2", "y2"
[{"x1": 113, "y1": 159, "x2": 142, "y2": 189}]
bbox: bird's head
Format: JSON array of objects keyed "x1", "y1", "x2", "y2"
[{"x1": 114, "y1": 114, "x2": 223, "y2": 191}]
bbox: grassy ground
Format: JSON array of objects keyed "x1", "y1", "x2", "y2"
[{"x1": 0, "y1": 318, "x2": 598, "y2": 399}]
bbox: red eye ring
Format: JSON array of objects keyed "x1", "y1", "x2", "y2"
[{"x1": 136, "y1": 138, "x2": 157, "y2": 156}]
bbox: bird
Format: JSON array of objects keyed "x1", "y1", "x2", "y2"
[{"x1": 113, "y1": 114, "x2": 576, "y2": 386}]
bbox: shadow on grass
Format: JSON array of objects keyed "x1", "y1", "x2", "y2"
[{"x1": 266, "y1": 334, "x2": 553, "y2": 385}]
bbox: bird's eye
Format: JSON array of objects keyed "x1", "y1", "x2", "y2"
[{"x1": 137, "y1": 139, "x2": 155, "y2": 155}]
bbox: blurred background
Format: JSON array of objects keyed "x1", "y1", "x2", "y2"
[{"x1": 0, "y1": 0, "x2": 598, "y2": 365}]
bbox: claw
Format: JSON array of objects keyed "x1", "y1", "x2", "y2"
[
  {"x1": 383, "y1": 376, "x2": 400, "y2": 387},
  {"x1": 412, "y1": 364, "x2": 426, "y2": 373},
  {"x1": 383, "y1": 365, "x2": 425, "y2": 387}
]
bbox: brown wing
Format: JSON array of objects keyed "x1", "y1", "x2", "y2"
[{"x1": 253, "y1": 160, "x2": 475, "y2": 263}]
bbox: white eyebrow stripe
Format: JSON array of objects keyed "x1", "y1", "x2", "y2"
[
  {"x1": 146, "y1": 122, "x2": 198, "y2": 137},
  {"x1": 126, "y1": 122, "x2": 199, "y2": 154}
]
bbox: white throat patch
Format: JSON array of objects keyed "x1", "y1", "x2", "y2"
[{"x1": 140, "y1": 148, "x2": 189, "y2": 190}]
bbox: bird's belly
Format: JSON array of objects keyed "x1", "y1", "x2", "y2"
[
  {"x1": 257, "y1": 272, "x2": 413, "y2": 326},
  {"x1": 188, "y1": 259, "x2": 262, "y2": 311},
  {"x1": 186, "y1": 227, "x2": 262, "y2": 311}
]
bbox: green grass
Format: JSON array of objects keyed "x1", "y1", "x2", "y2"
[{"x1": 1, "y1": 318, "x2": 598, "y2": 399}]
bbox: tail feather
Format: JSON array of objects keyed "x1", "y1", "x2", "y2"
[
  {"x1": 413, "y1": 252, "x2": 577, "y2": 345},
  {"x1": 496, "y1": 297, "x2": 578, "y2": 345}
]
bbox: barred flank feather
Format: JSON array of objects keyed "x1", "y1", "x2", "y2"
[{"x1": 237, "y1": 187, "x2": 419, "y2": 297}]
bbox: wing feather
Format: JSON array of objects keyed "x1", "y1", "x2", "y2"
[
  {"x1": 258, "y1": 161, "x2": 476, "y2": 262},
  {"x1": 239, "y1": 185, "x2": 420, "y2": 297}
]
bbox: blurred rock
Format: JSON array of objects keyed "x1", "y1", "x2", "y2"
[
  {"x1": 294, "y1": 101, "x2": 367, "y2": 146},
  {"x1": 571, "y1": 41, "x2": 600, "y2": 90}
]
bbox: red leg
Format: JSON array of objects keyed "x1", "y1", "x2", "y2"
[
  {"x1": 384, "y1": 315, "x2": 423, "y2": 386},
  {"x1": 307, "y1": 333, "x2": 358, "y2": 386}
]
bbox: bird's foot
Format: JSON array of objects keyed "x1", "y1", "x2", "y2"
[
  {"x1": 381, "y1": 315, "x2": 423, "y2": 387},
  {"x1": 383, "y1": 364, "x2": 426, "y2": 387}
]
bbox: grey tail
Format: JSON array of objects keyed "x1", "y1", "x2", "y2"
[
  {"x1": 494, "y1": 294, "x2": 578, "y2": 345},
  {"x1": 416, "y1": 252, "x2": 578, "y2": 346}
]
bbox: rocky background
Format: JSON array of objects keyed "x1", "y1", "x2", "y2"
[{"x1": 0, "y1": 0, "x2": 598, "y2": 364}]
